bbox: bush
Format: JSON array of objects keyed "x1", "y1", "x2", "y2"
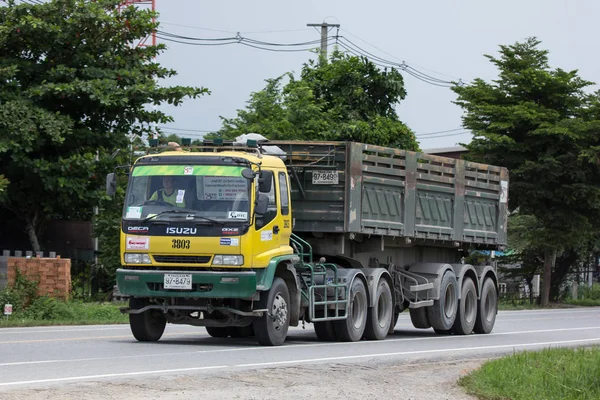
[{"x1": 0, "y1": 268, "x2": 39, "y2": 314}]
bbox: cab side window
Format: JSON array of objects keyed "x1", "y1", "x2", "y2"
[
  {"x1": 279, "y1": 172, "x2": 289, "y2": 216},
  {"x1": 256, "y1": 174, "x2": 277, "y2": 229}
]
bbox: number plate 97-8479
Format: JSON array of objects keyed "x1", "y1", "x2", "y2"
[{"x1": 164, "y1": 274, "x2": 192, "y2": 290}]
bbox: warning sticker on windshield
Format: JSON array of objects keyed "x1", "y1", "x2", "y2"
[
  {"x1": 228, "y1": 211, "x2": 248, "y2": 219},
  {"x1": 184, "y1": 166, "x2": 194, "y2": 175},
  {"x1": 176, "y1": 189, "x2": 185, "y2": 204},
  {"x1": 203, "y1": 177, "x2": 248, "y2": 201},
  {"x1": 126, "y1": 206, "x2": 142, "y2": 219}
]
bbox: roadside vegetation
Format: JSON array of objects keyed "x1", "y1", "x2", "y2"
[
  {"x1": 459, "y1": 346, "x2": 600, "y2": 400},
  {"x1": 565, "y1": 283, "x2": 600, "y2": 307},
  {"x1": 0, "y1": 270, "x2": 127, "y2": 327}
]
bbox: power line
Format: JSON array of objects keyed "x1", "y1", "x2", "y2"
[
  {"x1": 158, "y1": 125, "x2": 215, "y2": 133},
  {"x1": 340, "y1": 28, "x2": 462, "y2": 81},
  {"x1": 415, "y1": 127, "x2": 465, "y2": 136},
  {"x1": 416, "y1": 131, "x2": 471, "y2": 139}
]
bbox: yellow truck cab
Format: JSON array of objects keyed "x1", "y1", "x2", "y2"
[{"x1": 108, "y1": 140, "x2": 507, "y2": 346}]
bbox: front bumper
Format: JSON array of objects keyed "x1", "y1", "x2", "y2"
[{"x1": 116, "y1": 269, "x2": 257, "y2": 298}]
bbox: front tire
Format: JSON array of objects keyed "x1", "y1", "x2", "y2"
[
  {"x1": 129, "y1": 298, "x2": 166, "y2": 342},
  {"x1": 253, "y1": 277, "x2": 290, "y2": 346},
  {"x1": 334, "y1": 278, "x2": 368, "y2": 342},
  {"x1": 364, "y1": 278, "x2": 393, "y2": 340},
  {"x1": 474, "y1": 278, "x2": 498, "y2": 334}
]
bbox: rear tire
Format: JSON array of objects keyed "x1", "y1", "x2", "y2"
[
  {"x1": 474, "y1": 278, "x2": 498, "y2": 334},
  {"x1": 364, "y1": 279, "x2": 393, "y2": 340},
  {"x1": 334, "y1": 278, "x2": 368, "y2": 342},
  {"x1": 206, "y1": 326, "x2": 229, "y2": 338},
  {"x1": 253, "y1": 277, "x2": 290, "y2": 346},
  {"x1": 428, "y1": 270, "x2": 458, "y2": 331},
  {"x1": 451, "y1": 277, "x2": 478, "y2": 335},
  {"x1": 409, "y1": 307, "x2": 431, "y2": 329},
  {"x1": 314, "y1": 321, "x2": 337, "y2": 341},
  {"x1": 129, "y1": 298, "x2": 166, "y2": 342}
]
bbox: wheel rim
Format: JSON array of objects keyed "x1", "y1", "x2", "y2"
[
  {"x1": 444, "y1": 283, "x2": 457, "y2": 318},
  {"x1": 350, "y1": 289, "x2": 366, "y2": 329},
  {"x1": 271, "y1": 293, "x2": 288, "y2": 332},
  {"x1": 377, "y1": 287, "x2": 391, "y2": 328}
]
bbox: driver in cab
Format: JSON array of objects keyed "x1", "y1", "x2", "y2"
[{"x1": 149, "y1": 176, "x2": 186, "y2": 208}]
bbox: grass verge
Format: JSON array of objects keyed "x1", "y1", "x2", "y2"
[
  {"x1": 0, "y1": 301, "x2": 128, "y2": 327},
  {"x1": 459, "y1": 346, "x2": 600, "y2": 400}
]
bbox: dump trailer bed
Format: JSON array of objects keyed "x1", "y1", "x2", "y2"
[{"x1": 270, "y1": 141, "x2": 508, "y2": 249}]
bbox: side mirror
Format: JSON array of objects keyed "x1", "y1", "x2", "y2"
[
  {"x1": 259, "y1": 170, "x2": 273, "y2": 193},
  {"x1": 106, "y1": 173, "x2": 116, "y2": 197},
  {"x1": 241, "y1": 168, "x2": 255, "y2": 180},
  {"x1": 255, "y1": 193, "x2": 269, "y2": 215}
]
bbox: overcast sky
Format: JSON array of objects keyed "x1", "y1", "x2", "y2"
[{"x1": 152, "y1": 0, "x2": 600, "y2": 150}]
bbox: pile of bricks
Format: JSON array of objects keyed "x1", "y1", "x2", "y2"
[{"x1": 7, "y1": 256, "x2": 71, "y2": 300}]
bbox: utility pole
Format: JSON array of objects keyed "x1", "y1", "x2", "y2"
[{"x1": 307, "y1": 22, "x2": 340, "y2": 60}]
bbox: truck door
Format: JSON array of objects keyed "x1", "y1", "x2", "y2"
[{"x1": 252, "y1": 170, "x2": 291, "y2": 266}]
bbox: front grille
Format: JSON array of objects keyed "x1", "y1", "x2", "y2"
[{"x1": 153, "y1": 255, "x2": 212, "y2": 264}]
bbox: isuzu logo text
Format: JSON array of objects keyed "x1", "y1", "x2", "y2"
[{"x1": 166, "y1": 227, "x2": 197, "y2": 235}]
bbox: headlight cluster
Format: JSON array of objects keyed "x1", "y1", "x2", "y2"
[
  {"x1": 212, "y1": 255, "x2": 244, "y2": 266},
  {"x1": 124, "y1": 253, "x2": 152, "y2": 264}
]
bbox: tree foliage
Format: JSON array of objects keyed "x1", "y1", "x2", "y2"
[
  {"x1": 218, "y1": 51, "x2": 418, "y2": 150},
  {"x1": 453, "y1": 38, "x2": 600, "y2": 305},
  {"x1": 0, "y1": 0, "x2": 207, "y2": 250}
]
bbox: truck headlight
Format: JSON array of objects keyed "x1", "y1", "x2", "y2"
[
  {"x1": 124, "y1": 253, "x2": 152, "y2": 264},
  {"x1": 212, "y1": 255, "x2": 244, "y2": 266}
]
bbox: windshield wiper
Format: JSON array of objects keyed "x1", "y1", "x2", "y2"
[
  {"x1": 143, "y1": 210, "x2": 225, "y2": 225},
  {"x1": 142, "y1": 210, "x2": 190, "y2": 223}
]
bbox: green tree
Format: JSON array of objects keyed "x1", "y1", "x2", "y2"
[
  {"x1": 0, "y1": 0, "x2": 207, "y2": 251},
  {"x1": 218, "y1": 51, "x2": 418, "y2": 150},
  {"x1": 453, "y1": 38, "x2": 600, "y2": 306}
]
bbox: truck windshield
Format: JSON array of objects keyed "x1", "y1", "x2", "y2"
[{"x1": 123, "y1": 164, "x2": 251, "y2": 222}]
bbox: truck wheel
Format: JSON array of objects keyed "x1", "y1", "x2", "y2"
[
  {"x1": 428, "y1": 270, "x2": 458, "y2": 331},
  {"x1": 205, "y1": 326, "x2": 229, "y2": 338},
  {"x1": 364, "y1": 278, "x2": 393, "y2": 340},
  {"x1": 314, "y1": 321, "x2": 337, "y2": 341},
  {"x1": 409, "y1": 307, "x2": 431, "y2": 329},
  {"x1": 334, "y1": 278, "x2": 368, "y2": 342},
  {"x1": 474, "y1": 278, "x2": 498, "y2": 334},
  {"x1": 229, "y1": 324, "x2": 254, "y2": 338},
  {"x1": 129, "y1": 298, "x2": 166, "y2": 342},
  {"x1": 253, "y1": 277, "x2": 290, "y2": 346},
  {"x1": 451, "y1": 277, "x2": 478, "y2": 335}
]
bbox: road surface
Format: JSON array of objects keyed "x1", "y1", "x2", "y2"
[{"x1": 0, "y1": 307, "x2": 599, "y2": 399}]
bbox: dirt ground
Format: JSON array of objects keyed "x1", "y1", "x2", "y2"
[{"x1": 1, "y1": 358, "x2": 484, "y2": 400}]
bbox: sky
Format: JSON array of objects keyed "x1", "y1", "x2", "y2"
[{"x1": 151, "y1": 0, "x2": 600, "y2": 150}]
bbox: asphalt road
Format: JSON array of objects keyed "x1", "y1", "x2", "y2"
[{"x1": 0, "y1": 307, "x2": 599, "y2": 392}]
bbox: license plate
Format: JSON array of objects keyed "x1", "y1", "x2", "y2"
[
  {"x1": 164, "y1": 274, "x2": 192, "y2": 290},
  {"x1": 312, "y1": 170, "x2": 339, "y2": 185}
]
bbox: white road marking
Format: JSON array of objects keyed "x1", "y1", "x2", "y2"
[
  {"x1": 1, "y1": 337, "x2": 599, "y2": 387},
  {"x1": 1, "y1": 326, "x2": 599, "y2": 367}
]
